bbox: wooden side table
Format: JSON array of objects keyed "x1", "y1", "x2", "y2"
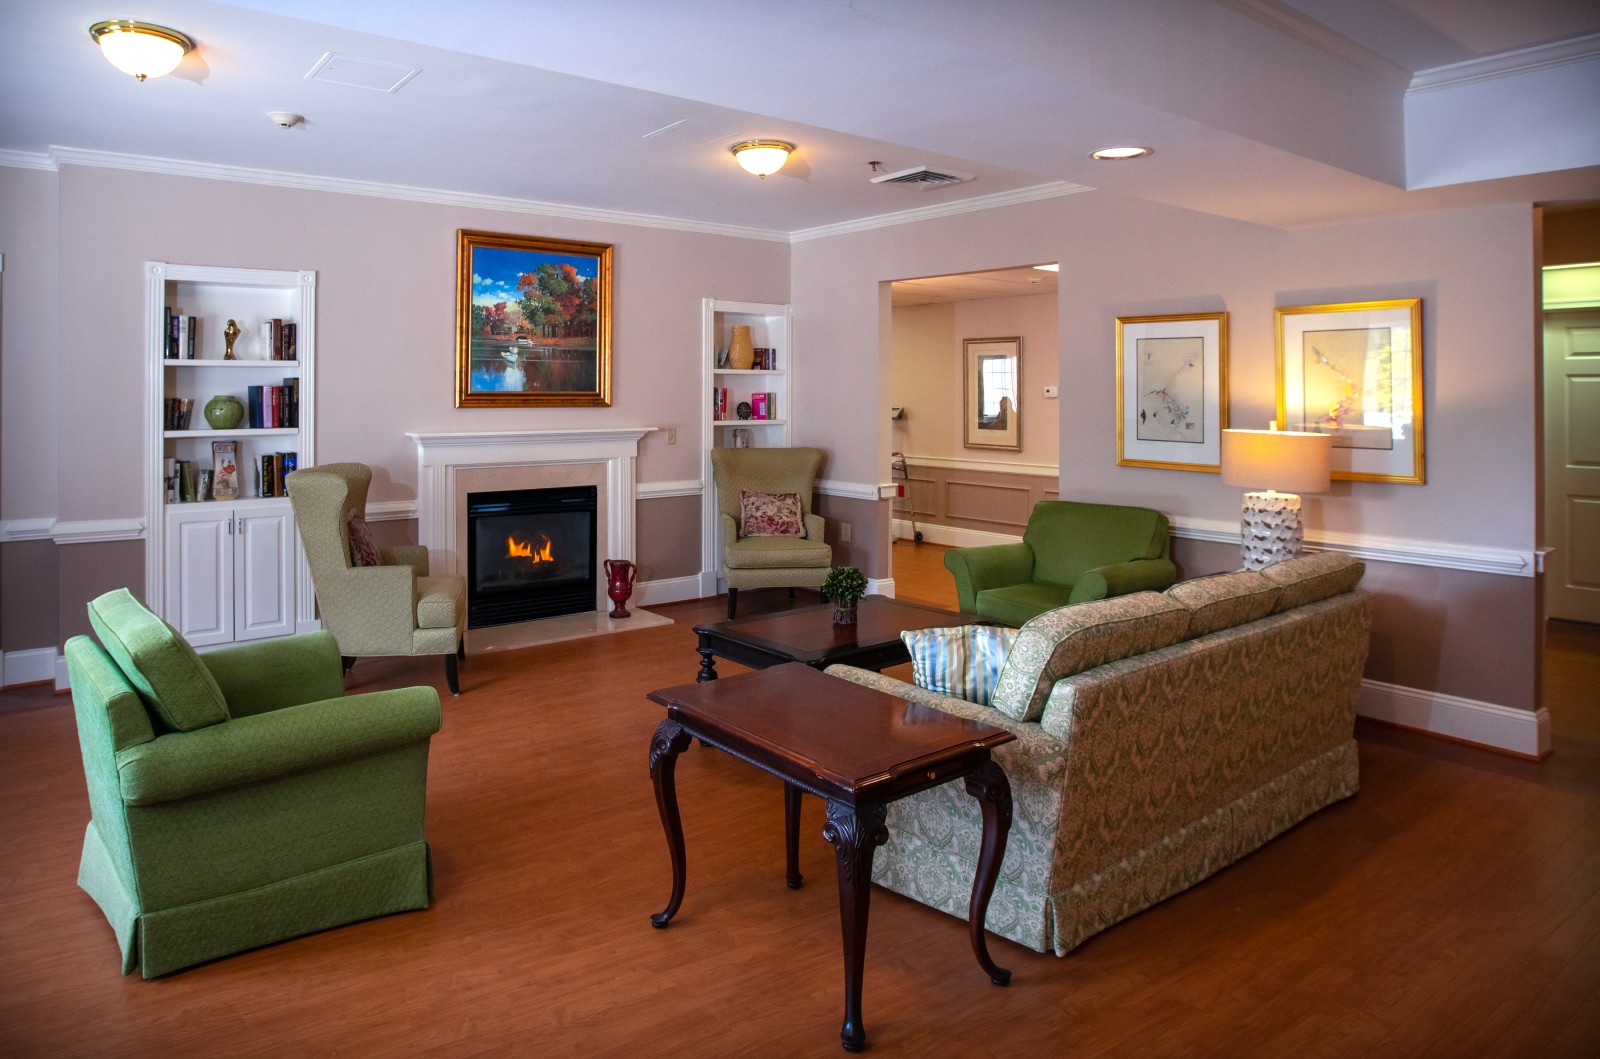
[{"x1": 646, "y1": 663, "x2": 1016, "y2": 1053}]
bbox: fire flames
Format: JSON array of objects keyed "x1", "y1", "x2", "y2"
[{"x1": 506, "y1": 533, "x2": 554, "y2": 563}]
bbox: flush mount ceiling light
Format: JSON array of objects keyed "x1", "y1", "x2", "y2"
[
  {"x1": 89, "y1": 20, "x2": 194, "y2": 81},
  {"x1": 730, "y1": 140, "x2": 795, "y2": 178},
  {"x1": 1091, "y1": 146, "x2": 1154, "y2": 161}
]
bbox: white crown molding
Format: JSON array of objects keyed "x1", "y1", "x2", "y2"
[
  {"x1": 30, "y1": 146, "x2": 792, "y2": 243},
  {"x1": 1409, "y1": 32, "x2": 1600, "y2": 93},
  {"x1": 895, "y1": 454, "x2": 1060, "y2": 477},
  {"x1": 0, "y1": 149, "x2": 56, "y2": 171},
  {"x1": 789, "y1": 182, "x2": 1094, "y2": 242},
  {"x1": 1212, "y1": 0, "x2": 1411, "y2": 86}
]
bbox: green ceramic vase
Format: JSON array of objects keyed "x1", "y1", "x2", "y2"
[{"x1": 203, "y1": 395, "x2": 245, "y2": 430}]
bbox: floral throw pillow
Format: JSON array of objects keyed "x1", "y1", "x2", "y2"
[
  {"x1": 740, "y1": 490, "x2": 805, "y2": 537},
  {"x1": 346, "y1": 508, "x2": 382, "y2": 567}
]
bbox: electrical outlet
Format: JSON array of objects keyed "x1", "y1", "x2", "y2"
[
  {"x1": 840, "y1": 521, "x2": 852, "y2": 543},
  {"x1": 1043, "y1": 385, "x2": 1059, "y2": 398},
  {"x1": 667, "y1": 427, "x2": 677, "y2": 444}
]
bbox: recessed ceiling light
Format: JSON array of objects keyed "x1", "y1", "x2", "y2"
[
  {"x1": 1091, "y1": 146, "x2": 1154, "y2": 161},
  {"x1": 1032, "y1": 263, "x2": 1059, "y2": 272}
]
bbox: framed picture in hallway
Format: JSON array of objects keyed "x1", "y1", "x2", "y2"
[
  {"x1": 454, "y1": 229, "x2": 613, "y2": 408},
  {"x1": 963, "y1": 337, "x2": 1022, "y2": 450},
  {"x1": 1116, "y1": 311, "x2": 1229, "y2": 472},
  {"x1": 1276, "y1": 298, "x2": 1423, "y2": 484}
]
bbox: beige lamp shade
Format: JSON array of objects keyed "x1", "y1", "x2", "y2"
[{"x1": 1221, "y1": 428, "x2": 1331, "y2": 494}]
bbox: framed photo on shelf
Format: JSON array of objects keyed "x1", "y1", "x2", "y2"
[
  {"x1": 211, "y1": 440, "x2": 240, "y2": 501},
  {"x1": 1276, "y1": 298, "x2": 1423, "y2": 484},
  {"x1": 963, "y1": 337, "x2": 1021, "y2": 450},
  {"x1": 454, "y1": 229, "x2": 613, "y2": 408},
  {"x1": 1116, "y1": 312, "x2": 1228, "y2": 472}
]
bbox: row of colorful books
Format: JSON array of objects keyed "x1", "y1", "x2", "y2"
[
  {"x1": 247, "y1": 379, "x2": 300, "y2": 428},
  {"x1": 709, "y1": 389, "x2": 780, "y2": 420},
  {"x1": 160, "y1": 309, "x2": 299, "y2": 360},
  {"x1": 163, "y1": 398, "x2": 195, "y2": 430},
  {"x1": 163, "y1": 309, "x2": 198, "y2": 359},
  {"x1": 261, "y1": 319, "x2": 298, "y2": 361},
  {"x1": 750, "y1": 347, "x2": 777, "y2": 370},
  {"x1": 257, "y1": 452, "x2": 298, "y2": 498}
]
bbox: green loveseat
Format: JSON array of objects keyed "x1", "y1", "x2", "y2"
[
  {"x1": 944, "y1": 500, "x2": 1176, "y2": 626},
  {"x1": 67, "y1": 588, "x2": 442, "y2": 977}
]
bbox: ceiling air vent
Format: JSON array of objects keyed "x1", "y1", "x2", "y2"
[{"x1": 869, "y1": 165, "x2": 974, "y2": 190}]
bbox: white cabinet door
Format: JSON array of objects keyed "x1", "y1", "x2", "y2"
[
  {"x1": 165, "y1": 506, "x2": 233, "y2": 647},
  {"x1": 234, "y1": 506, "x2": 296, "y2": 641}
]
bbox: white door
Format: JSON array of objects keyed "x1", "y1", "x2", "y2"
[
  {"x1": 234, "y1": 506, "x2": 296, "y2": 641},
  {"x1": 1544, "y1": 309, "x2": 1600, "y2": 623},
  {"x1": 165, "y1": 506, "x2": 233, "y2": 646}
]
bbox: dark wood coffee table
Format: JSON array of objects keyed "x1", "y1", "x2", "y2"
[
  {"x1": 692, "y1": 595, "x2": 977, "y2": 682},
  {"x1": 647, "y1": 662, "x2": 1016, "y2": 1053}
]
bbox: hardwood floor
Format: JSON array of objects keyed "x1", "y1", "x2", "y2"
[{"x1": 1, "y1": 545, "x2": 1596, "y2": 1057}]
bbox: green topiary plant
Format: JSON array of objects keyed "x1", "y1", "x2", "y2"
[{"x1": 821, "y1": 565, "x2": 868, "y2": 605}]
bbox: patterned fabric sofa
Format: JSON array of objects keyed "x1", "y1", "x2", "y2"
[{"x1": 827, "y1": 551, "x2": 1371, "y2": 956}]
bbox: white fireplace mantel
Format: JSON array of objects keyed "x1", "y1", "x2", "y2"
[{"x1": 408, "y1": 428, "x2": 655, "y2": 579}]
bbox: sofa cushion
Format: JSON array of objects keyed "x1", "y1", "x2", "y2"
[
  {"x1": 1166, "y1": 570, "x2": 1282, "y2": 636},
  {"x1": 86, "y1": 588, "x2": 229, "y2": 733},
  {"x1": 1261, "y1": 552, "x2": 1365, "y2": 611},
  {"x1": 976, "y1": 582, "x2": 1076, "y2": 629},
  {"x1": 990, "y1": 592, "x2": 1192, "y2": 722},
  {"x1": 723, "y1": 534, "x2": 832, "y2": 570},
  {"x1": 740, "y1": 490, "x2": 805, "y2": 537},
  {"x1": 901, "y1": 624, "x2": 1019, "y2": 707}
]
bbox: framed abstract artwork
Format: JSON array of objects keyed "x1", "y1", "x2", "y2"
[
  {"x1": 454, "y1": 229, "x2": 613, "y2": 408},
  {"x1": 1115, "y1": 312, "x2": 1228, "y2": 471},
  {"x1": 1276, "y1": 299, "x2": 1423, "y2": 484},
  {"x1": 963, "y1": 337, "x2": 1021, "y2": 450}
]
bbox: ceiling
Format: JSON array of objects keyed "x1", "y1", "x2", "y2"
[
  {"x1": 2, "y1": 0, "x2": 1597, "y2": 237},
  {"x1": 891, "y1": 266, "x2": 1058, "y2": 308}
]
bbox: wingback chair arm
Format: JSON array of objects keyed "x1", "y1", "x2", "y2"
[
  {"x1": 200, "y1": 631, "x2": 346, "y2": 718},
  {"x1": 114, "y1": 686, "x2": 443, "y2": 807},
  {"x1": 944, "y1": 543, "x2": 1035, "y2": 613},
  {"x1": 381, "y1": 545, "x2": 430, "y2": 578},
  {"x1": 720, "y1": 512, "x2": 740, "y2": 542},
  {"x1": 1068, "y1": 557, "x2": 1179, "y2": 604},
  {"x1": 803, "y1": 512, "x2": 825, "y2": 542}
]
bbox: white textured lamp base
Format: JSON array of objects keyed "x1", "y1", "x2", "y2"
[{"x1": 1239, "y1": 490, "x2": 1303, "y2": 570}]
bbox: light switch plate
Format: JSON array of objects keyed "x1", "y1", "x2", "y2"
[{"x1": 1043, "y1": 386, "x2": 1059, "y2": 398}]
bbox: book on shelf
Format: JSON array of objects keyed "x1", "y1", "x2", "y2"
[
  {"x1": 165, "y1": 397, "x2": 195, "y2": 430},
  {"x1": 282, "y1": 321, "x2": 296, "y2": 361},
  {"x1": 211, "y1": 441, "x2": 240, "y2": 501},
  {"x1": 256, "y1": 451, "x2": 298, "y2": 497},
  {"x1": 750, "y1": 392, "x2": 768, "y2": 420},
  {"x1": 186, "y1": 315, "x2": 197, "y2": 358},
  {"x1": 753, "y1": 347, "x2": 776, "y2": 370}
]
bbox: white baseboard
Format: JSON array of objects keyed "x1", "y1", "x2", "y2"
[
  {"x1": 868, "y1": 577, "x2": 895, "y2": 598},
  {"x1": 636, "y1": 575, "x2": 702, "y2": 607},
  {"x1": 1, "y1": 647, "x2": 58, "y2": 689},
  {"x1": 1358, "y1": 679, "x2": 1550, "y2": 758},
  {"x1": 891, "y1": 518, "x2": 1021, "y2": 549}
]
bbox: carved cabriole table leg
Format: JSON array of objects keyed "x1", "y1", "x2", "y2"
[
  {"x1": 964, "y1": 760, "x2": 1013, "y2": 986},
  {"x1": 649, "y1": 719, "x2": 694, "y2": 928},
  {"x1": 823, "y1": 799, "x2": 889, "y2": 1053}
]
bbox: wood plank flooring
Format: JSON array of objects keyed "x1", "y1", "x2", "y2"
[{"x1": 1, "y1": 542, "x2": 1596, "y2": 1057}]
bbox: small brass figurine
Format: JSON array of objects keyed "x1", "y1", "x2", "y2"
[{"x1": 223, "y1": 318, "x2": 240, "y2": 360}]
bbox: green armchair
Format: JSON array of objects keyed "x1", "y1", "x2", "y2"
[
  {"x1": 286, "y1": 462, "x2": 466, "y2": 694},
  {"x1": 944, "y1": 500, "x2": 1176, "y2": 626},
  {"x1": 711, "y1": 447, "x2": 833, "y2": 618},
  {"x1": 67, "y1": 588, "x2": 442, "y2": 978}
]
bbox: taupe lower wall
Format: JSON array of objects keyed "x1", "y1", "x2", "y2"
[
  {"x1": 897, "y1": 460, "x2": 1058, "y2": 538},
  {"x1": 636, "y1": 495, "x2": 701, "y2": 582},
  {"x1": 55, "y1": 540, "x2": 144, "y2": 647},
  {"x1": 814, "y1": 494, "x2": 882, "y2": 576},
  {"x1": 1, "y1": 540, "x2": 58, "y2": 654}
]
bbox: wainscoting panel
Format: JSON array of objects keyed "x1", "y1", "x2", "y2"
[{"x1": 899, "y1": 459, "x2": 1058, "y2": 538}]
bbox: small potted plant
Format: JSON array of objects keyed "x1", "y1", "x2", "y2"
[{"x1": 821, "y1": 565, "x2": 869, "y2": 625}]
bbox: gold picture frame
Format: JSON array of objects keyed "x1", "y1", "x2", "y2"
[
  {"x1": 1115, "y1": 312, "x2": 1228, "y2": 472},
  {"x1": 1276, "y1": 299, "x2": 1423, "y2": 484},
  {"x1": 454, "y1": 229, "x2": 613, "y2": 407}
]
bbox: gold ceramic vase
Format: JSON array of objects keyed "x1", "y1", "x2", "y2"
[{"x1": 728, "y1": 325, "x2": 755, "y2": 370}]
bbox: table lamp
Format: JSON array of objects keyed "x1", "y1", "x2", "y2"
[{"x1": 1220, "y1": 425, "x2": 1332, "y2": 569}]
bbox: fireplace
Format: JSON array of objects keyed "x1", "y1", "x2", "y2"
[{"x1": 466, "y1": 486, "x2": 598, "y2": 628}]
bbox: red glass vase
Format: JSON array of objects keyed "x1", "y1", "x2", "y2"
[{"x1": 604, "y1": 558, "x2": 637, "y2": 619}]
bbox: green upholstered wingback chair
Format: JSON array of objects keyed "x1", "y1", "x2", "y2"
[
  {"x1": 66, "y1": 588, "x2": 441, "y2": 978},
  {"x1": 710, "y1": 447, "x2": 832, "y2": 618},
  {"x1": 944, "y1": 500, "x2": 1176, "y2": 626},
  {"x1": 285, "y1": 462, "x2": 466, "y2": 695}
]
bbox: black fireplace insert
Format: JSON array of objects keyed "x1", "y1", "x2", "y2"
[{"x1": 466, "y1": 485, "x2": 597, "y2": 628}]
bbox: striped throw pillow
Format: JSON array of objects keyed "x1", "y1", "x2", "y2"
[{"x1": 901, "y1": 624, "x2": 1019, "y2": 707}]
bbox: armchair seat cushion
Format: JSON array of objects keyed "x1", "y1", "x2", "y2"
[
  {"x1": 975, "y1": 583, "x2": 1076, "y2": 629},
  {"x1": 415, "y1": 575, "x2": 465, "y2": 630},
  {"x1": 724, "y1": 535, "x2": 832, "y2": 570}
]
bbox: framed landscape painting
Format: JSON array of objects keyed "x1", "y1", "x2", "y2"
[
  {"x1": 455, "y1": 229, "x2": 613, "y2": 407},
  {"x1": 1276, "y1": 299, "x2": 1423, "y2": 484},
  {"x1": 1115, "y1": 311, "x2": 1228, "y2": 472}
]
